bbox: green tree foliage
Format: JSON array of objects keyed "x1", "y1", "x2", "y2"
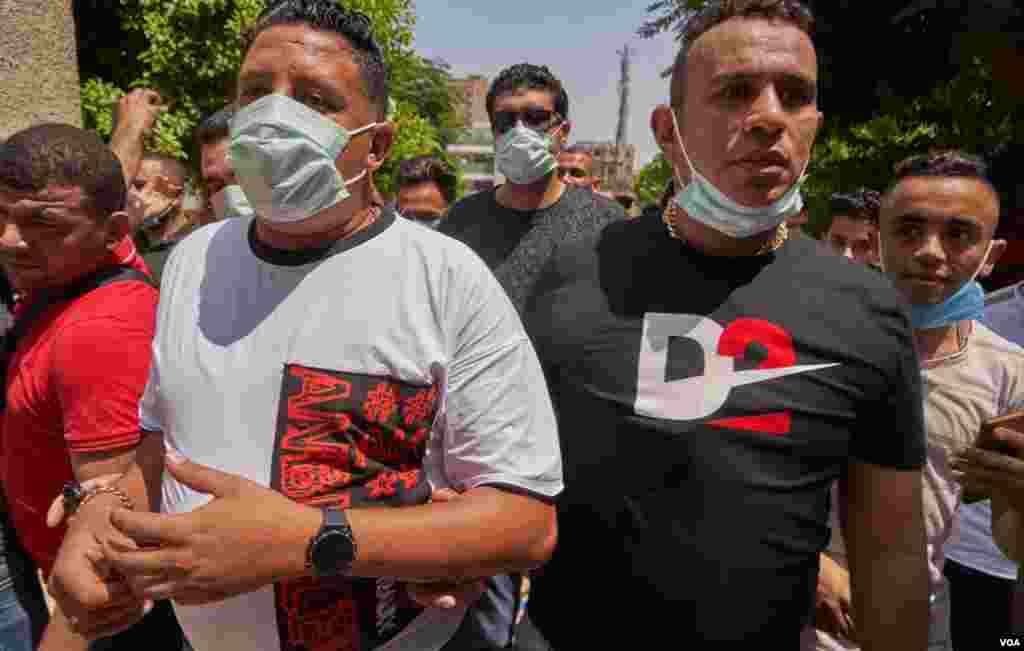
[
  {"x1": 75, "y1": 0, "x2": 458, "y2": 175},
  {"x1": 634, "y1": 154, "x2": 673, "y2": 208}
]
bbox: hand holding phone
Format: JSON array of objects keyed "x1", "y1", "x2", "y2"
[{"x1": 960, "y1": 410, "x2": 1024, "y2": 503}]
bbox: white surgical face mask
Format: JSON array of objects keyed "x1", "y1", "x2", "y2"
[
  {"x1": 669, "y1": 109, "x2": 807, "y2": 239},
  {"x1": 496, "y1": 123, "x2": 561, "y2": 186},
  {"x1": 228, "y1": 94, "x2": 376, "y2": 224},
  {"x1": 210, "y1": 185, "x2": 255, "y2": 220}
]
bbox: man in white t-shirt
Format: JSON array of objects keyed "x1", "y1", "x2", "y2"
[
  {"x1": 807, "y1": 150, "x2": 1023, "y2": 651},
  {"x1": 941, "y1": 283, "x2": 1024, "y2": 647},
  {"x1": 45, "y1": 3, "x2": 562, "y2": 650}
]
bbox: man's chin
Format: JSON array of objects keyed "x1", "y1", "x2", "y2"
[
  {"x1": 725, "y1": 179, "x2": 794, "y2": 208},
  {"x1": 901, "y1": 286, "x2": 951, "y2": 308}
]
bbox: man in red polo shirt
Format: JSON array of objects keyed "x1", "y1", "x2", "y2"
[{"x1": 0, "y1": 124, "x2": 181, "y2": 650}]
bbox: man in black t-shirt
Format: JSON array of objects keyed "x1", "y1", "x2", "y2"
[
  {"x1": 525, "y1": 2, "x2": 928, "y2": 648},
  {"x1": 440, "y1": 64, "x2": 624, "y2": 315},
  {"x1": 440, "y1": 63, "x2": 621, "y2": 651}
]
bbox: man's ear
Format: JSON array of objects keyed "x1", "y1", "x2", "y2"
[
  {"x1": 651, "y1": 105, "x2": 677, "y2": 155},
  {"x1": 105, "y1": 210, "x2": 133, "y2": 249},
  {"x1": 558, "y1": 120, "x2": 572, "y2": 146},
  {"x1": 366, "y1": 122, "x2": 395, "y2": 173},
  {"x1": 981, "y1": 239, "x2": 1008, "y2": 278}
]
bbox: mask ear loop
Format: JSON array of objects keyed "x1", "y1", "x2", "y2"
[
  {"x1": 968, "y1": 240, "x2": 996, "y2": 284},
  {"x1": 340, "y1": 122, "x2": 379, "y2": 187},
  {"x1": 669, "y1": 107, "x2": 698, "y2": 189}
]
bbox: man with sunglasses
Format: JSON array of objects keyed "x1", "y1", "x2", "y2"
[
  {"x1": 440, "y1": 63, "x2": 625, "y2": 313},
  {"x1": 438, "y1": 63, "x2": 621, "y2": 651}
]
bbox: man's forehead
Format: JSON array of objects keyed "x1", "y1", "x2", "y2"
[
  {"x1": 246, "y1": 23, "x2": 359, "y2": 61},
  {"x1": 559, "y1": 153, "x2": 591, "y2": 166},
  {"x1": 240, "y1": 23, "x2": 363, "y2": 87},
  {"x1": 690, "y1": 17, "x2": 817, "y2": 80},
  {"x1": 136, "y1": 158, "x2": 164, "y2": 179},
  {"x1": 493, "y1": 89, "x2": 556, "y2": 110},
  {"x1": 886, "y1": 176, "x2": 999, "y2": 221},
  {"x1": 829, "y1": 215, "x2": 875, "y2": 235}
]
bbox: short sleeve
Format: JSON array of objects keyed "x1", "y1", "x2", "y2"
[
  {"x1": 438, "y1": 249, "x2": 564, "y2": 499},
  {"x1": 851, "y1": 296, "x2": 927, "y2": 469},
  {"x1": 138, "y1": 353, "x2": 164, "y2": 434},
  {"x1": 53, "y1": 286, "x2": 157, "y2": 453}
]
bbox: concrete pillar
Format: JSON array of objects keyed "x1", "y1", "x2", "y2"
[{"x1": 0, "y1": 0, "x2": 82, "y2": 141}]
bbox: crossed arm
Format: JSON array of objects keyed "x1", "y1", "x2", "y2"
[{"x1": 47, "y1": 437, "x2": 556, "y2": 639}]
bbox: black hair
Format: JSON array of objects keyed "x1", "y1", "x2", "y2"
[
  {"x1": 828, "y1": 188, "x2": 881, "y2": 226},
  {"x1": 194, "y1": 107, "x2": 235, "y2": 148},
  {"x1": 0, "y1": 123, "x2": 127, "y2": 218},
  {"x1": 562, "y1": 144, "x2": 593, "y2": 157},
  {"x1": 486, "y1": 63, "x2": 569, "y2": 122},
  {"x1": 395, "y1": 155, "x2": 456, "y2": 205},
  {"x1": 887, "y1": 150, "x2": 998, "y2": 200},
  {"x1": 244, "y1": 0, "x2": 389, "y2": 118}
]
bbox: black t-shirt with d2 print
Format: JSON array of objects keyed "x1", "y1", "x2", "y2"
[{"x1": 525, "y1": 213, "x2": 926, "y2": 648}]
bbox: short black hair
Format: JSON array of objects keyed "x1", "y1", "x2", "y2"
[
  {"x1": 886, "y1": 150, "x2": 998, "y2": 200},
  {"x1": 670, "y1": 0, "x2": 815, "y2": 110},
  {"x1": 243, "y1": 0, "x2": 389, "y2": 118},
  {"x1": 396, "y1": 155, "x2": 456, "y2": 205},
  {"x1": 828, "y1": 188, "x2": 881, "y2": 227},
  {"x1": 0, "y1": 123, "x2": 126, "y2": 218},
  {"x1": 486, "y1": 63, "x2": 569, "y2": 123},
  {"x1": 194, "y1": 107, "x2": 235, "y2": 149},
  {"x1": 562, "y1": 144, "x2": 593, "y2": 157}
]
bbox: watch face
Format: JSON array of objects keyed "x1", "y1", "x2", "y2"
[{"x1": 312, "y1": 528, "x2": 355, "y2": 577}]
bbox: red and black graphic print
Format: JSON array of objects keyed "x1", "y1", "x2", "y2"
[{"x1": 271, "y1": 364, "x2": 439, "y2": 651}]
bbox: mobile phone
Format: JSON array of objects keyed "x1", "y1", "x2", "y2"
[
  {"x1": 975, "y1": 410, "x2": 1024, "y2": 455},
  {"x1": 962, "y1": 410, "x2": 1024, "y2": 503}
]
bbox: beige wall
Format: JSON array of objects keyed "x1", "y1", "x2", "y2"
[{"x1": 0, "y1": 0, "x2": 81, "y2": 141}]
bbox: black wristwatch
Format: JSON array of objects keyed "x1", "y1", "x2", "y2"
[{"x1": 306, "y1": 508, "x2": 357, "y2": 578}]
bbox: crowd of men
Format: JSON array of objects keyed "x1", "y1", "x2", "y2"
[{"x1": 0, "y1": 0, "x2": 1022, "y2": 650}]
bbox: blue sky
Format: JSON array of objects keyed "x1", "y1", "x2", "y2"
[{"x1": 413, "y1": 1, "x2": 680, "y2": 169}]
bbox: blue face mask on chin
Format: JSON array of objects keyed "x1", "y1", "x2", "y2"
[
  {"x1": 901, "y1": 241, "x2": 994, "y2": 330},
  {"x1": 909, "y1": 280, "x2": 986, "y2": 330}
]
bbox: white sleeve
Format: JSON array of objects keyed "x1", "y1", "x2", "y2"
[
  {"x1": 138, "y1": 349, "x2": 164, "y2": 433},
  {"x1": 438, "y1": 251, "x2": 563, "y2": 500}
]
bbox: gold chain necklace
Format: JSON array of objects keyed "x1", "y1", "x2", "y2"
[{"x1": 661, "y1": 201, "x2": 789, "y2": 255}]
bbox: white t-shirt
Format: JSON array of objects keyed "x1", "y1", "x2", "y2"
[
  {"x1": 140, "y1": 211, "x2": 563, "y2": 651},
  {"x1": 810, "y1": 321, "x2": 1024, "y2": 650},
  {"x1": 944, "y1": 499, "x2": 1017, "y2": 581}
]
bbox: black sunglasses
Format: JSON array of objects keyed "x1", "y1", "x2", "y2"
[{"x1": 493, "y1": 108, "x2": 560, "y2": 135}]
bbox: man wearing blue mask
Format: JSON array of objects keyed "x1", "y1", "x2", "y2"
[
  {"x1": 45, "y1": 2, "x2": 562, "y2": 651},
  {"x1": 440, "y1": 63, "x2": 625, "y2": 313},
  {"x1": 810, "y1": 151, "x2": 1019, "y2": 651},
  {"x1": 526, "y1": 1, "x2": 929, "y2": 648}
]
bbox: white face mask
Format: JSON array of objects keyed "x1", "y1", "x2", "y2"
[
  {"x1": 210, "y1": 185, "x2": 255, "y2": 220},
  {"x1": 669, "y1": 109, "x2": 808, "y2": 239},
  {"x1": 228, "y1": 94, "x2": 376, "y2": 224},
  {"x1": 496, "y1": 123, "x2": 561, "y2": 186}
]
